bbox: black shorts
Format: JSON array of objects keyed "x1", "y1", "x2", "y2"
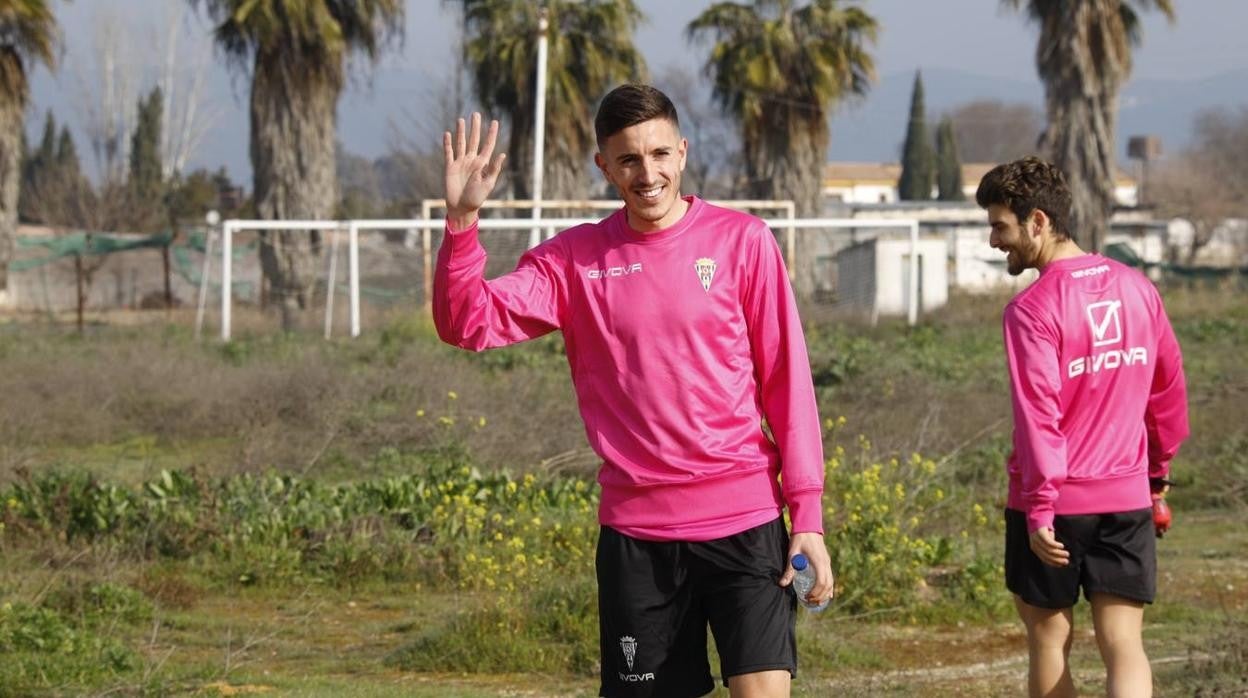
[
  {"x1": 1004, "y1": 507, "x2": 1156, "y2": 609},
  {"x1": 596, "y1": 516, "x2": 797, "y2": 698}
]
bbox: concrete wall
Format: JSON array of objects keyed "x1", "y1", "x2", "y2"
[{"x1": 836, "y1": 237, "x2": 949, "y2": 316}]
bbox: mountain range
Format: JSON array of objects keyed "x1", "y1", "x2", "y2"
[{"x1": 825, "y1": 67, "x2": 1247, "y2": 163}]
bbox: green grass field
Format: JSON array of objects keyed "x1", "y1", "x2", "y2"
[{"x1": 1, "y1": 283, "x2": 1245, "y2": 696}]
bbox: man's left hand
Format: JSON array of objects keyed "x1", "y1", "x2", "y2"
[
  {"x1": 780, "y1": 531, "x2": 835, "y2": 605},
  {"x1": 1028, "y1": 527, "x2": 1069, "y2": 568}
]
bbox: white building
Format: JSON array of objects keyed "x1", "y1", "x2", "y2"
[
  {"x1": 821, "y1": 203, "x2": 1174, "y2": 301},
  {"x1": 822, "y1": 162, "x2": 1139, "y2": 207},
  {"x1": 835, "y1": 236, "x2": 949, "y2": 318}
]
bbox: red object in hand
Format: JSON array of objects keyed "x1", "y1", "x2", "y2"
[{"x1": 1151, "y1": 493, "x2": 1172, "y2": 538}]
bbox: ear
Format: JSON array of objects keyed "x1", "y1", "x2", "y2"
[
  {"x1": 594, "y1": 152, "x2": 608, "y2": 177},
  {"x1": 677, "y1": 137, "x2": 688, "y2": 172},
  {"x1": 1030, "y1": 209, "x2": 1050, "y2": 237}
]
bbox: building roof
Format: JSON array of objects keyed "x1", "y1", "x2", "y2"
[{"x1": 823, "y1": 162, "x2": 1135, "y2": 186}]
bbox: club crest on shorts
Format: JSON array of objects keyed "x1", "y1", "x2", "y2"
[
  {"x1": 694, "y1": 257, "x2": 717, "y2": 292},
  {"x1": 620, "y1": 635, "x2": 637, "y2": 671}
]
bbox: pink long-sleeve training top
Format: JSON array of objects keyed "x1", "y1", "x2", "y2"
[
  {"x1": 1002, "y1": 254, "x2": 1189, "y2": 533},
  {"x1": 433, "y1": 196, "x2": 825, "y2": 541}
]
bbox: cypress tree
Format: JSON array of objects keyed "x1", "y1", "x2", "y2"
[
  {"x1": 129, "y1": 87, "x2": 164, "y2": 204},
  {"x1": 935, "y1": 116, "x2": 964, "y2": 201},
  {"x1": 897, "y1": 71, "x2": 934, "y2": 201},
  {"x1": 19, "y1": 111, "x2": 59, "y2": 222},
  {"x1": 23, "y1": 110, "x2": 57, "y2": 187},
  {"x1": 56, "y1": 126, "x2": 81, "y2": 179},
  {"x1": 36, "y1": 111, "x2": 56, "y2": 166}
]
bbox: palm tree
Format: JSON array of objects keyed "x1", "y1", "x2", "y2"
[
  {"x1": 457, "y1": 0, "x2": 645, "y2": 204},
  {"x1": 0, "y1": 0, "x2": 58, "y2": 303},
  {"x1": 1004, "y1": 0, "x2": 1175, "y2": 252},
  {"x1": 192, "y1": 0, "x2": 403, "y2": 328},
  {"x1": 688, "y1": 0, "x2": 877, "y2": 294}
]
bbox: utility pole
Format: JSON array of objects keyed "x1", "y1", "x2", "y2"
[{"x1": 528, "y1": 6, "x2": 550, "y2": 248}]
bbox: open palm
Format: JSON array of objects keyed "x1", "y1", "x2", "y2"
[{"x1": 444, "y1": 113, "x2": 507, "y2": 225}]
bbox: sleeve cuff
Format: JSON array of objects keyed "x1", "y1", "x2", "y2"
[
  {"x1": 787, "y1": 490, "x2": 825, "y2": 535},
  {"x1": 1026, "y1": 507, "x2": 1055, "y2": 534},
  {"x1": 446, "y1": 218, "x2": 480, "y2": 236},
  {"x1": 441, "y1": 220, "x2": 484, "y2": 267}
]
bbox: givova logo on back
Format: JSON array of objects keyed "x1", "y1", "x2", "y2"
[{"x1": 1067, "y1": 299, "x2": 1148, "y2": 378}]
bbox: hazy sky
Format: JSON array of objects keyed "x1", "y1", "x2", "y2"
[{"x1": 27, "y1": 0, "x2": 1248, "y2": 185}]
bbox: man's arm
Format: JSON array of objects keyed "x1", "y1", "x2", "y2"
[
  {"x1": 434, "y1": 114, "x2": 562, "y2": 350},
  {"x1": 1144, "y1": 301, "x2": 1189, "y2": 480},
  {"x1": 1003, "y1": 303, "x2": 1068, "y2": 535},
  {"x1": 740, "y1": 225, "x2": 832, "y2": 602}
]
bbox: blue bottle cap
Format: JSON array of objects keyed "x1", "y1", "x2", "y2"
[{"x1": 791, "y1": 554, "x2": 809, "y2": 570}]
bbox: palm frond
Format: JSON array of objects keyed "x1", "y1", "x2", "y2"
[{"x1": 0, "y1": 0, "x2": 59, "y2": 101}]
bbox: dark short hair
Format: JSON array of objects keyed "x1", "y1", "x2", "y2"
[
  {"x1": 975, "y1": 156, "x2": 1074, "y2": 241},
  {"x1": 594, "y1": 84, "x2": 679, "y2": 148}
]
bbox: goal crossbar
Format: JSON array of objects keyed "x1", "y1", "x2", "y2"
[{"x1": 214, "y1": 216, "x2": 919, "y2": 341}]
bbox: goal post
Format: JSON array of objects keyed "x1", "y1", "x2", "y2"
[{"x1": 214, "y1": 213, "x2": 919, "y2": 341}]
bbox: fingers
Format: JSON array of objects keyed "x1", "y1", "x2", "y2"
[
  {"x1": 468, "y1": 112, "x2": 482, "y2": 157},
  {"x1": 456, "y1": 117, "x2": 467, "y2": 160},
  {"x1": 447, "y1": 114, "x2": 502, "y2": 164},
  {"x1": 485, "y1": 152, "x2": 507, "y2": 181},
  {"x1": 784, "y1": 533, "x2": 835, "y2": 605},
  {"x1": 481, "y1": 118, "x2": 500, "y2": 162},
  {"x1": 813, "y1": 568, "x2": 834, "y2": 601},
  {"x1": 1029, "y1": 528, "x2": 1070, "y2": 568}
]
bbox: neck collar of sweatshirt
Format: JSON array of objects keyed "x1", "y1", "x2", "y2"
[
  {"x1": 1039, "y1": 252, "x2": 1104, "y2": 277},
  {"x1": 614, "y1": 195, "x2": 703, "y2": 244}
]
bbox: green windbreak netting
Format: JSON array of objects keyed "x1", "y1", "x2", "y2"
[
  {"x1": 13, "y1": 231, "x2": 259, "y2": 289},
  {"x1": 12, "y1": 231, "x2": 173, "y2": 271},
  {"x1": 171, "y1": 232, "x2": 256, "y2": 287},
  {"x1": 10, "y1": 229, "x2": 424, "y2": 304}
]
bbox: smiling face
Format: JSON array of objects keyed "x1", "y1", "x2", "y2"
[
  {"x1": 988, "y1": 203, "x2": 1042, "y2": 276},
  {"x1": 594, "y1": 117, "x2": 688, "y2": 233}
]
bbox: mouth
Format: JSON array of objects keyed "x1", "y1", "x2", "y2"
[{"x1": 634, "y1": 185, "x2": 663, "y2": 202}]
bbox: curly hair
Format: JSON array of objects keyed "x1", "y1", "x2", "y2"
[{"x1": 975, "y1": 156, "x2": 1074, "y2": 242}]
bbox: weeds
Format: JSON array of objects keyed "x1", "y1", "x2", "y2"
[{"x1": 0, "y1": 286, "x2": 1243, "y2": 693}]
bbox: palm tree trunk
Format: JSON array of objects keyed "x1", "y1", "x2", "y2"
[
  {"x1": 507, "y1": 113, "x2": 535, "y2": 202},
  {"x1": 1040, "y1": 90, "x2": 1116, "y2": 253},
  {"x1": 545, "y1": 157, "x2": 590, "y2": 217},
  {"x1": 250, "y1": 53, "x2": 339, "y2": 331},
  {"x1": 507, "y1": 124, "x2": 590, "y2": 220},
  {"x1": 1035, "y1": 1, "x2": 1127, "y2": 253},
  {"x1": 747, "y1": 124, "x2": 826, "y2": 298},
  {"x1": 0, "y1": 90, "x2": 22, "y2": 305}
]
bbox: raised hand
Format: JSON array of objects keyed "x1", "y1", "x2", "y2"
[{"x1": 444, "y1": 113, "x2": 506, "y2": 231}]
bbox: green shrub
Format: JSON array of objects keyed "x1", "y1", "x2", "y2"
[
  {"x1": 822, "y1": 425, "x2": 1000, "y2": 614},
  {"x1": 0, "y1": 601, "x2": 136, "y2": 694},
  {"x1": 3, "y1": 470, "x2": 138, "y2": 541},
  {"x1": 387, "y1": 575, "x2": 598, "y2": 676},
  {"x1": 44, "y1": 581, "x2": 153, "y2": 626}
]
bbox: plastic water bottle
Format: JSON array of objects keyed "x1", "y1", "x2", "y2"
[{"x1": 791, "y1": 554, "x2": 829, "y2": 612}]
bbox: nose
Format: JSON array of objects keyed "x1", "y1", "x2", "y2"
[
  {"x1": 989, "y1": 230, "x2": 1002, "y2": 249},
  {"x1": 638, "y1": 157, "x2": 658, "y2": 184}
]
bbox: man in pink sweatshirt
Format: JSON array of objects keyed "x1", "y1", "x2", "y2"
[
  {"x1": 976, "y1": 157, "x2": 1189, "y2": 698},
  {"x1": 435, "y1": 84, "x2": 831, "y2": 698}
]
